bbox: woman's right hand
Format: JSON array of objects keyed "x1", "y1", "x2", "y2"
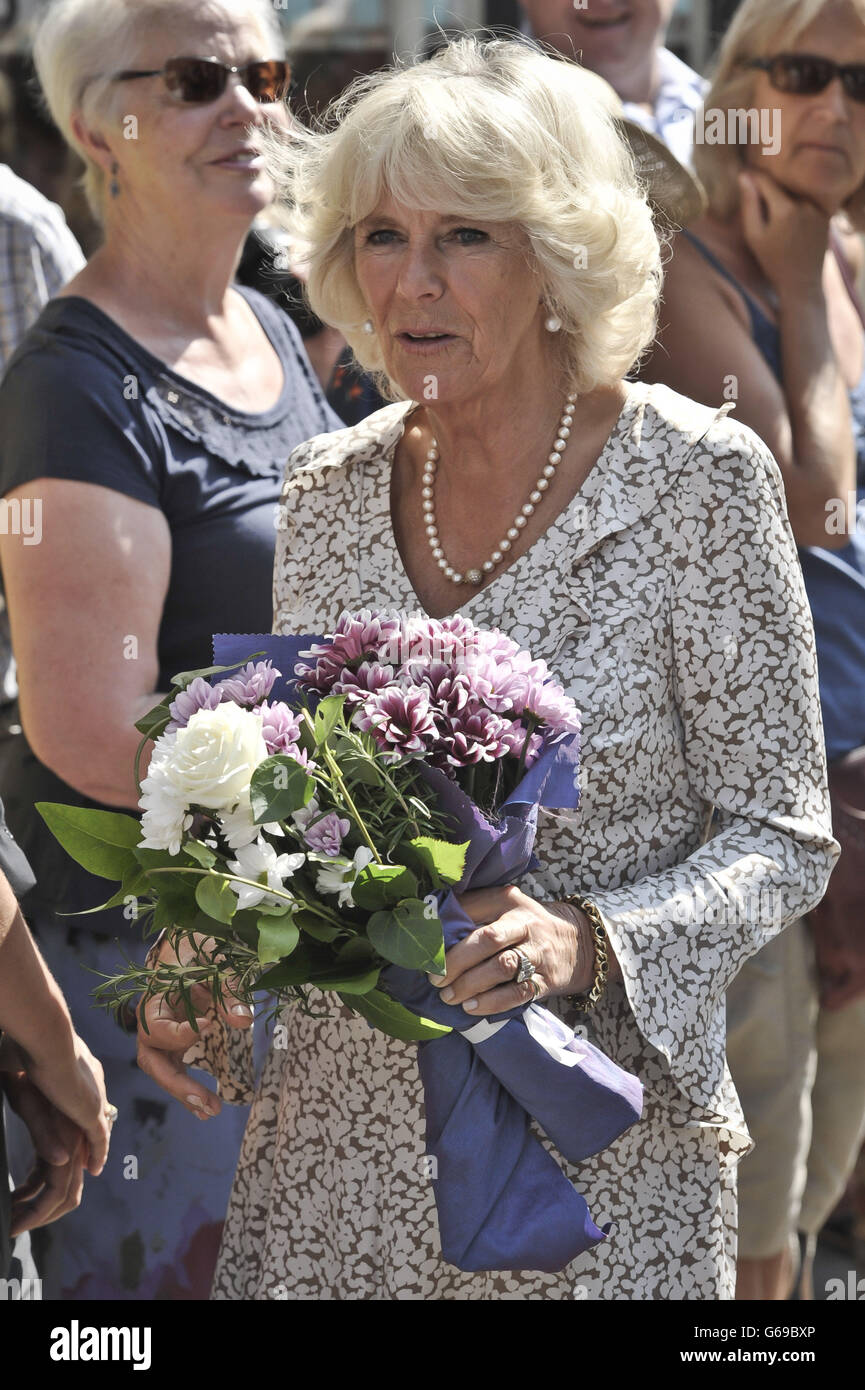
[
  {"x1": 135, "y1": 932, "x2": 253, "y2": 1119},
  {"x1": 738, "y1": 169, "x2": 831, "y2": 297}
]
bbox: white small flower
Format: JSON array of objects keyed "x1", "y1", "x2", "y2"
[
  {"x1": 314, "y1": 845, "x2": 374, "y2": 908},
  {"x1": 227, "y1": 837, "x2": 305, "y2": 911},
  {"x1": 219, "y1": 799, "x2": 285, "y2": 850}
]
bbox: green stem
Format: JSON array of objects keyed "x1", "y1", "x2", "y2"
[
  {"x1": 376, "y1": 762, "x2": 423, "y2": 836},
  {"x1": 302, "y1": 711, "x2": 383, "y2": 864},
  {"x1": 142, "y1": 865, "x2": 347, "y2": 929},
  {"x1": 516, "y1": 714, "x2": 541, "y2": 784}
]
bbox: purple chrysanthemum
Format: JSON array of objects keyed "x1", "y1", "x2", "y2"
[
  {"x1": 165, "y1": 677, "x2": 223, "y2": 732},
  {"x1": 441, "y1": 700, "x2": 510, "y2": 767},
  {"x1": 257, "y1": 700, "x2": 303, "y2": 755},
  {"x1": 357, "y1": 685, "x2": 437, "y2": 756},
  {"x1": 296, "y1": 610, "x2": 403, "y2": 692},
  {"x1": 500, "y1": 719, "x2": 546, "y2": 767},
  {"x1": 516, "y1": 680, "x2": 581, "y2": 736},
  {"x1": 332, "y1": 661, "x2": 396, "y2": 707},
  {"x1": 303, "y1": 811, "x2": 351, "y2": 857},
  {"x1": 409, "y1": 661, "x2": 472, "y2": 717},
  {"x1": 214, "y1": 660, "x2": 279, "y2": 707}
]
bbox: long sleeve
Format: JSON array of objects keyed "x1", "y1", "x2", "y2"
[{"x1": 587, "y1": 419, "x2": 839, "y2": 1115}]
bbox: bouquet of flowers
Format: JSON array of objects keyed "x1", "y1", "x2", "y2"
[{"x1": 38, "y1": 609, "x2": 642, "y2": 1272}]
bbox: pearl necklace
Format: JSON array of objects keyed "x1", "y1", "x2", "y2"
[{"x1": 422, "y1": 391, "x2": 577, "y2": 586}]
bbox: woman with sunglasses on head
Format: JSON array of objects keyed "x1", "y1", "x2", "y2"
[
  {"x1": 642, "y1": 0, "x2": 865, "y2": 1301},
  {"x1": 0, "y1": 0, "x2": 341, "y2": 1300}
]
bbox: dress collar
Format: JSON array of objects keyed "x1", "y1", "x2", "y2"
[{"x1": 290, "y1": 380, "x2": 735, "y2": 572}]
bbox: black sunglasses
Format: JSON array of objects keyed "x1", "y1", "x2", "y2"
[
  {"x1": 111, "y1": 56, "x2": 293, "y2": 105},
  {"x1": 747, "y1": 53, "x2": 865, "y2": 103}
]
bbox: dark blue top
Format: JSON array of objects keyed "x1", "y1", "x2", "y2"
[
  {"x1": 680, "y1": 229, "x2": 865, "y2": 761},
  {"x1": 0, "y1": 286, "x2": 343, "y2": 918}
]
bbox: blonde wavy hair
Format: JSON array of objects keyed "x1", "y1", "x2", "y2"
[
  {"x1": 264, "y1": 35, "x2": 663, "y2": 401},
  {"x1": 33, "y1": 0, "x2": 283, "y2": 222},
  {"x1": 695, "y1": 0, "x2": 865, "y2": 228}
]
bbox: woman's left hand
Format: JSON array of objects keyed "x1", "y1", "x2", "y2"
[{"x1": 428, "y1": 886, "x2": 594, "y2": 1016}]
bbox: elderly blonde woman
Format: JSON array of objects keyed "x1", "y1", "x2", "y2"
[
  {"x1": 642, "y1": 0, "x2": 865, "y2": 1299},
  {"x1": 0, "y1": 0, "x2": 340, "y2": 1299},
  {"x1": 140, "y1": 36, "x2": 838, "y2": 1300}
]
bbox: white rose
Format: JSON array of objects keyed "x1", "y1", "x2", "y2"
[{"x1": 159, "y1": 702, "x2": 269, "y2": 811}]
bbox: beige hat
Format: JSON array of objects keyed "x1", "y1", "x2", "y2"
[{"x1": 576, "y1": 66, "x2": 707, "y2": 229}]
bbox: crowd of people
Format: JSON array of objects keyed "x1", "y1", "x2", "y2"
[{"x1": 0, "y1": 0, "x2": 862, "y2": 1301}]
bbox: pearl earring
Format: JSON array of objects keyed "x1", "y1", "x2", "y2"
[
  {"x1": 362, "y1": 318, "x2": 375, "y2": 334},
  {"x1": 109, "y1": 161, "x2": 120, "y2": 199},
  {"x1": 545, "y1": 313, "x2": 562, "y2": 333}
]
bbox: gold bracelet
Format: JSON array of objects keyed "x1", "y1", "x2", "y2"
[{"x1": 563, "y1": 895, "x2": 609, "y2": 1011}]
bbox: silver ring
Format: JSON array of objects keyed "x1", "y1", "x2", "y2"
[
  {"x1": 105, "y1": 1104, "x2": 119, "y2": 1126},
  {"x1": 530, "y1": 976, "x2": 544, "y2": 1001},
  {"x1": 511, "y1": 948, "x2": 536, "y2": 985}
]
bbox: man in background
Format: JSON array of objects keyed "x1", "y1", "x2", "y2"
[{"x1": 519, "y1": 0, "x2": 707, "y2": 166}]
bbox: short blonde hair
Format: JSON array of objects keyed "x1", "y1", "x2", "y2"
[
  {"x1": 266, "y1": 36, "x2": 663, "y2": 401},
  {"x1": 695, "y1": 0, "x2": 865, "y2": 228},
  {"x1": 33, "y1": 0, "x2": 284, "y2": 222}
]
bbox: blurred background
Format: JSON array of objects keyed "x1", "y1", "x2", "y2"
[{"x1": 0, "y1": 0, "x2": 739, "y2": 254}]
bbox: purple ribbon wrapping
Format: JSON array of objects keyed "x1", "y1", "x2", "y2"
[{"x1": 213, "y1": 634, "x2": 643, "y2": 1273}]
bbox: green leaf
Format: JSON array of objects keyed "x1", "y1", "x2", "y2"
[
  {"x1": 351, "y1": 862, "x2": 419, "y2": 911},
  {"x1": 367, "y1": 898, "x2": 446, "y2": 974},
  {"x1": 257, "y1": 915, "x2": 300, "y2": 965},
  {"x1": 185, "y1": 839, "x2": 218, "y2": 869},
  {"x1": 169, "y1": 657, "x2": 264, "y2": 690},
  {"x1": 133, "y1": 853, "x2": 200, "y2": 923},
  {"x1": 227, "y1": 909, "x2": 260, "y2": 944},
  {"x1": 406, "y1": 836, "x2": 469, "y2": 890},
  {"x1": 312, "y1": 961, "x2": 380, "y2": 994},
  {"x1": 133, "y1": 699, "x2": 173, "y2": 739},
  {"x1": 341, "y1": 989, "x2": 451, "y2": 1041},
  {"x1": 194, "y1": 874, "x2": 237, "y2": 925},
  {"x1": 153, "y1": 895, "x2": 180, "y2": 934},
  {"x1": 35, "y1": 803, "x2": 142, "y2": 881},
  {"x1": 58, "y1": 884, "x2": 138, "y2": 917},
  {"x1": 60, "y1": 849, "x2": 154, "y2": 917},
  {"x1": 257, "y1": 937, "x2": 379, "y2": 994},
  {"x1": 256, "y1": 940, "x2": 332, "y2": 988},
  {"x1": 294, "y1": 909, "x2": 343, "y2": 943},
  {"x1": 313, "y1": 694, "x2": 346, "y2": 747},
  {"x1": 250, "y1": 755, "x2": 315, "y2": 824},
  {"x1": 332, "y1": 737, "x2": 383, "y2": 786},
  {"x1": 256, "y1": 899, "x2": 296, "y2": 917}
]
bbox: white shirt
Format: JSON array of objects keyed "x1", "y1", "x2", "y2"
[{"x1": 621, "y1": 46, "x2": 708, "y2": 169}]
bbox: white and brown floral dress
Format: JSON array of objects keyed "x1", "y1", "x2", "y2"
[{"x1": 198, "y1": 380, "x2": 838, "y2": 1300}]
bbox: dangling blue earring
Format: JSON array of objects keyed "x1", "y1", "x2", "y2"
[{"x1": 109, "y1": 161, "x2": 120, "y2": 198}]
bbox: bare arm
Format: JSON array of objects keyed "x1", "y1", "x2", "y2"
[
  {"x1": 643, "y1": 176, "x2": 856, "y2": 549},
  {"x1": 0, "y1": 478, "x2": 171, "y2": 806},
  {"x1": 0, "y1": 872, "x2": 110, "y2": 1177}
]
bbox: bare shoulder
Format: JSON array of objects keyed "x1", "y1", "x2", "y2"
[{"x1": 660, "y1": 226, "x2": 751, "y2": 331}]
